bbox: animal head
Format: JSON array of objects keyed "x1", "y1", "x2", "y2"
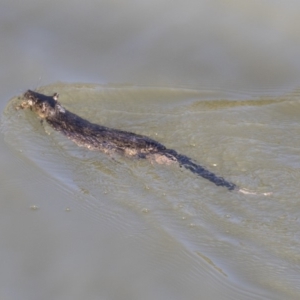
[{"x1": 22, "y1": 90, "x2": 65, "y2": 119}]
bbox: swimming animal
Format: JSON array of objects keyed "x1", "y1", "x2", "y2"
[{"x1": 18, "y1": 90, "x2": 237, "y2": 190}]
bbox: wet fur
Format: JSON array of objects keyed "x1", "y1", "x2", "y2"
[{"x1": 19, "y1": 90, "x2": 236, "y2": 191}]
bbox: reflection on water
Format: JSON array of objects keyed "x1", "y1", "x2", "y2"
[{"x1": 2, "y1": 83, "x2": 300, "y2": 299}]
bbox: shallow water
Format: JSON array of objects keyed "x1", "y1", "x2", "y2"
[{"x1": 2, "y1": 83, "x2": 300, "y2": 299}]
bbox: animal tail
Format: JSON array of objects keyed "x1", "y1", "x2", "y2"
[{"x1": 163, "y1": 149, "x2": 236, "y2": 191}]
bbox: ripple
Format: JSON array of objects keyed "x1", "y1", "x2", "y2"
[{"x1": 2, "y1": 83, "x2": 300, "y2": 298}]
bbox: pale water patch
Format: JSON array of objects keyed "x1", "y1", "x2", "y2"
[{"x1": 2, "y1": 83, "x2": 300, "y2": 299}]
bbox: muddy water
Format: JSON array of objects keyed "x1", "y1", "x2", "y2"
[
  {"x1": 2, "y1": 83, "x2": 300, "y2": 299},
  {"x1": 2, "y1": 0, "x2": 300, "y2": 299}
]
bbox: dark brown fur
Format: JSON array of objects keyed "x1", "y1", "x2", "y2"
[{"x1": 19, "y1": 90, "x2": 236, "y2": 190}]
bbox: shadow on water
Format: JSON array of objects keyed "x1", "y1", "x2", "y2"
[{"x1": 2, "y1": 83, "x2": 300, "y2": 299}]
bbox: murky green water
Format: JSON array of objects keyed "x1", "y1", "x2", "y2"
[
  {"x1": 2, "y1": 83, "x2": 300, "y2": 299},
  {"x1": 2, "y1": 0, "x2": 300, "y2": 299}
]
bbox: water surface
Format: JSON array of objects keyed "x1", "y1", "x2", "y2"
[
  {"x1": 2, "y1": 1, "x2": 300, "y2": 299},
  {"x1": 2, "y1": 83, "x2": 300, "y2": 299}
]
